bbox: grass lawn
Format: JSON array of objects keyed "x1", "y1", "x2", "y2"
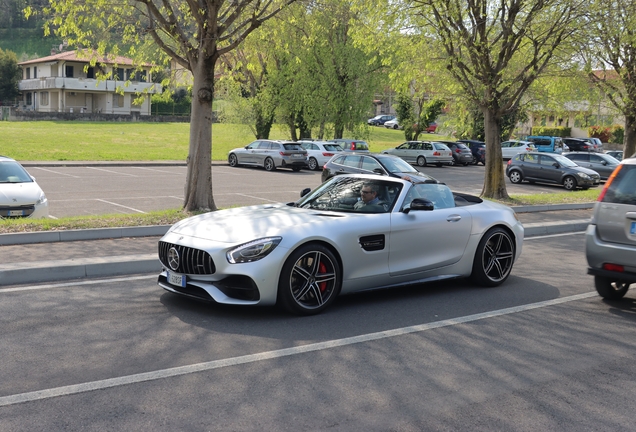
[{"x1": 0, "y1": 121, "x2": 420, "y2": 161}]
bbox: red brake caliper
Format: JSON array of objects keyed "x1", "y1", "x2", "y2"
[{"x1": 318, "y1": 261, "x2": 327, "y2": 292}]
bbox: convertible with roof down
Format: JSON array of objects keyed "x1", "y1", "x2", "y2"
[{"x1": 157, "y1": 174, "x2": 524, "y2": 315}]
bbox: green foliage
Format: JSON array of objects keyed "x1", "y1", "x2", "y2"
[
  {"x1": 395, "y1": 92, "x2": 415, "y2": 140},
  {"x1": 0, "y1": 48, "x2": 21, "y2": 101},
  {"x1": 150, "y1": 90, "x2": 191, "y2": 116},
  {"x1": 530, "y1": 126, "x2": 571, "y2": 137},
  {"x1": 609, "y1": 125, "x2": 624, "y2": 145},
  {"x1": 413, "y1": 99, "x2": 445, "y2": 140}
]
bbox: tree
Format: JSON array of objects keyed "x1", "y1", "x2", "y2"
[
  {"x1": 582, "y1": 0, "x2": 636, "y2": 158},
  {"x1": 407, "y1": 0, "x2": 584, "y2": 199},
  {"x1": 0, "y1": 48, "x2": 21, "y2": 103},
  {"x1": 39, "y1": 0, "x2": 297, "y2": 211}
]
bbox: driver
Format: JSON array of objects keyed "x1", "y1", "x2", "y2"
[{"x1": 354, "y1": 182, "x2": 386, "y2": 212}]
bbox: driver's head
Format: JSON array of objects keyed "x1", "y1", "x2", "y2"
[{"x1": 360, "y1": 182, "x2": 379, "y2": 203}]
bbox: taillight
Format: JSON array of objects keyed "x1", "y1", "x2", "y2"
[
  {"x1": 603, "y1": 263, "x2": 625, "y2": 273},
  {"x1": 322, "y1": 152, "x2": 334, "y2": 156},
  {"x1": 350, "y1": 143, "x2": 355, "y2": 150},
  {"x1": 597, "y1": 164, "x2": 622, "y2": 201},
  {"x1": 280, "y1": 152, "x2": 287, "y2": 156},
  {"x1": 433, "y1": 151, "x2": 440, "y2": 156},
  {"x1": 455, "y1": 149, "x2": 461, "y2": 153}
]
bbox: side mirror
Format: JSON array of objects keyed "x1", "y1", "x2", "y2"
[
  {"x1": 373, "y1": 168, "x2": 386, "y2": 175},
  {"x1": 552, "y1": 162, "x2": 560, "y2": 168},
  {"x1": 300, "y1": 187, "x2": 311, "y2": 197},
  {"x1": 601, "y1": 160, "x2": 608, "y2": 165},
  {"x1": 404, "y1": 198, "x2": 434, "y2": 213}
]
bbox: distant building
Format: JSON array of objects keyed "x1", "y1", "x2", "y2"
[{"x1": 17, "y1": 50, "x2": 162, "y2": 115}]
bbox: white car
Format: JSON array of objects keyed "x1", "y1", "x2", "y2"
[
  {"x1": 298, "y1": 140, "x2": 344, "y2": 171},
  {"x1": 384, "y1": 118, "x2": 401, "y2": 129},
  {"x1": 500, "y1": 140, "x2": 536, "y2": 160},
  {"x1": 382, "y1": 141, "x2": 454, "y2": 167},
  {"x1": 157, "y1": 173, "x2": 523, "y2": 315},
  {"x1": 0, "y1": 156, "x2": 49, "y2": 219}
]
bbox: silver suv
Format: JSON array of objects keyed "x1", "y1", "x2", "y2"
[
  {"x1": 586, "y1": 157, "x2": 636, "y2": 299},
  {"x1": 228, "y1": 140, "x2": 307, "y2": 171}
]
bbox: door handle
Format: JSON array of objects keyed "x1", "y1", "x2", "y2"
[{"x1": 447, "y1": 215, "x2": 462, "y2": 222}]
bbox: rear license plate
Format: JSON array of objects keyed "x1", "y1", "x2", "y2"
[
  {"x1": 167, "y1": 271, "x2": 186, "y2": 287},
  {"x1": 292, "y1": 154, "x2": 303, "y2": 159},
  {"x1": 631, "y1": 221, "x2": 636, "y2": 235},
  {"x1": 9, "y1": 210, "x2": 24, "y2": 216}
]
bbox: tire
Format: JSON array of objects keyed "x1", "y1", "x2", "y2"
[
  {"x1": 563, "y1": 175, "x2": 577, "y2": 190},
  {"x1": 308, "y1": 157, "x2": 319, "y2": 171},
  {"x1": 436, "y1": 163, "x2": 443, "y2": 167},
  {"x1": 393, "y1": 125, "x2": 398, "y2": 130},
  {"x1": 228, "y1": 153, "x2": 238, "y2": 167},
  {"x1": 449, "y1": 158, "x2": 456, "y2": 166},
  {"x1": 292, "y1": 166, "x2": 302, "y2": 172},
  {"x1": 417, "y1": 156, "x2": 427, "y2": 167},
  {"x1": 470, "y1": 227, "x2": 515, "y2": 287},
  {"x1": 595, "y1": 276, "x2": 630, "y2": 300},
  {"x1": 278, "y1": 244, "x2": 341, "y2": 315},
  {"x1": 509, "y1": 170, "x2": 523, "y2": 184},
  {"x1": 472, "y1": 157, "x2": 478, "y2": 165},
  {"x1": 264, "y1": 157, "x2": 276, "y2": 171},
  {"x1": 463, "y1": 162, "x2": 469, "y2": 166}
]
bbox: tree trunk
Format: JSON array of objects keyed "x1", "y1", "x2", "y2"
[
  {"x1": 482, "y1": 108, "x2": 510, "y2": 200},
  {"x1": 624, "y1": 114, "x2": 636, "y2": 158},
  {"x1": 184, "y1": 59, "x2": 217, "y2": 212}
]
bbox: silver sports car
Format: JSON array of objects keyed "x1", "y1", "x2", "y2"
[{"x1": 158, "y1": 174, "x2": 524, "y2": 315}]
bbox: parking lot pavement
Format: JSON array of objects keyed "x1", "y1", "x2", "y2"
[{"x1": 0, "y1": 204, "x2": 593, "y2": 286}]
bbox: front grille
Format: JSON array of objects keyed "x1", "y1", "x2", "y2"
[
  {"x1": 158, "y1": 241, "x2": 216, "y2": 275},
  {"x1": 0, "y1": 205, "x2": 35, "y2": 218}
]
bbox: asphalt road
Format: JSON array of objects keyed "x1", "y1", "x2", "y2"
[
  {"x1": 26, "y1": 162, "x2": 571, "y2": 218},
  {"x1": 2, "y1": 233, "x2": 635, "y2": 430}
]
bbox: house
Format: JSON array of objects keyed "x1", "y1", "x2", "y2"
[{"x1": 17, "y1": 50, "x2": 162, "y2": 115}]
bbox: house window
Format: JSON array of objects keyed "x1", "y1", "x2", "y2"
[
  {"x1": 113, "y1": 94, "x2": 124, "y2": 108},
  {"x1": 115, "y1": 68, "x2": 125, "y2": 81},
  {"x1": 131, "y1": 94, "x2": 143, "y2": 107},
  {"x1": 87, "y1": 67, "x2": 95, "y2": 79},
  {"x1": 34, "y1": 68, "x2": 37, "y2": 78},
  {"x1": 40, "y1": 92, "x2": 49, "y2": 106},
  {"x1": 26, "y1": 92, "x2": 32, "y2": 105},
  {"x1": 130, "y1": 70, "x2": 147, "y2": 82},
  {"x1": 65, "y1": 65, "x2": 74, "y2": 77},
  {"x1": 26, "y1": 68, "x2": 30, "y2": 79}
]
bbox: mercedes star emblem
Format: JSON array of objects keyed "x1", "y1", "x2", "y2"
[{"x1": 168, "y1": 247, "x2": 180, "y2": 271}]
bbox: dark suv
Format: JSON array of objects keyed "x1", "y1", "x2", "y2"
[
  {"x1": 563, "y1": 138, "x2": 594, "y2": 152},
  {"x1": 506, "y1": 151, "x2": 601, "y2": 190},
  {"x1": 457, "y1": 139, "x2": 486, "y2": 165},
  {"x1": 586, "y1": 157, "x2": 636, "y2": 299}
]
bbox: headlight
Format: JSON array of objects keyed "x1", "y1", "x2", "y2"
[
  {"x1": 227, "y1": 237, "x2": 282, "y2": 263},
  {"x1": 36, "y1": 191, "x2": 47, "y2": 205},
  {"x1": 576, "y1": 172, "x2": 591, "y2": 180}
]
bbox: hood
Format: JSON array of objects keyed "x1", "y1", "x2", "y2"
[
  {"x1": 0, "y1": 182, "x2": 44, "y2": 206},
  {"x1": 168, "y1": 204, "x2": 344, "y2": 243},
  {"x1": 571, "y1": 166, "x2": 601, "y2": 176}
]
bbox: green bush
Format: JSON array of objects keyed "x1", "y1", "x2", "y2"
[
  {"x1": 609, "y1": 125, "x2": 624, "y2": 144},
  {"x1": 530, "y1": 126, "x2": 571, "y2": 137}
]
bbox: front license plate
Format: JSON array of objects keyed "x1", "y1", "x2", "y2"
[
  {"x1": 167, "y1": 271, "x2": 186, "y2": 287},
  {"x1": 631, "y1": 221, "x2": 636, "y2": 235},
  {"x1": 9, "y1": 210, "x2": 24, "y2": 216}
]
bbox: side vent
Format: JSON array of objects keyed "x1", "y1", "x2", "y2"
[{"x1": 359, "y1": 234, "x2": 385, "y2": 251}]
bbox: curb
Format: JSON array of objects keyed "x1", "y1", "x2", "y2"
[{"x1": 0, "y1": 225, "x2": 171, "y2": 246}]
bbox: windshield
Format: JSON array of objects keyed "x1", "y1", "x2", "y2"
[
  {"x1": 0, "y1": 161, "x2": 33, "y2": 183},
  {"x1": 298, "y1": 176, "x2": 402, "y2": 213},
  {"x1": 379, "y1": 156, "x2": 418, "y2": 173},
  {"x1": 552, "y1": 155, "x2": 578, "y2": 167}
]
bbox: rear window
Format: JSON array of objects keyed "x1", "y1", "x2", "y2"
[
  {"x1": 602, "y1": 165, "x2": 636, "y2": 205},
  {"x1": 324, "y1": 144, "x2": 343, "y2": 152},
  {"x1": 455, "y1": 143, "x2": 469, "y2": 149},
  {"x1": 352, "y1": 142, "x2": 369, "y2": 150},
  {"x1": 433, "y1": 143, "x2": 449, "y2": 150},
  {"x1": 283, "y1": 143, "x2": 303, "y2": 151}
]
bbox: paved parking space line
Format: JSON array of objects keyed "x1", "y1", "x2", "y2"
[
  {"x1": 95, "y1": 199, "x2": 147, "y2": 213},
  {"x1": 131, "y1": 167, "x2": 184, "y2": 175},
  {"x1": 28, "y1": 167, "x2": 81, "y2": 178},
  {"x1": 235, "y1": 193, "x2": 279, "y2": 203},
  {"x1": 86, "y1": 167, "x2": 138, "y2": 176},
  {"x1": 0, "y1": 291, "x2": 597, "y2": 408}
]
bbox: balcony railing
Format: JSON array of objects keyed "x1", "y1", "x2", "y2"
[{"x1": 18, "y1": 77, "x2": 161, "y2": 93}]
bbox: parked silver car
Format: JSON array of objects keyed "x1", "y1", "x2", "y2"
[
  {"x1": 563, "y1": 151, "x2": 620, "y2": 180},
  {"x1": 298, "y1": 140, "x2": 344, "y2": 171},
  {"x1": 228, "y1": 140, "x2": 307, "y2": 171},
  {"x1": 382, "y1": 141, "x2": 453, "y2": 167},
  {"x1": 586, "y1": 157, "x2": 636, "y2": 299}
]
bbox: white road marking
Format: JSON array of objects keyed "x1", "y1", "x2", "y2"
[
  {"x1": 131, "y1": 167, "x2": 184, "y2": 175},
  {"x1": 235, "y1": 193, "x2": 280, "y2": 202},
  {"x1": 95, "y1": 199, "x2": 147, "y2": 213},
  {"x1": 86, "y1": 167, "x2": 138, "y2": 176},
  {"x1": 28, "y1": 167, "x2": 81, "y2": 178},
  {"x1": 0, "y1": 291, "x2": 597, "y2": 407},
  {"x1": 524, "y1": 231, "x2": 585, "y2": 240},
  {"x1": 0, "y1": 275, "x2": 155, "y2": 293}
]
